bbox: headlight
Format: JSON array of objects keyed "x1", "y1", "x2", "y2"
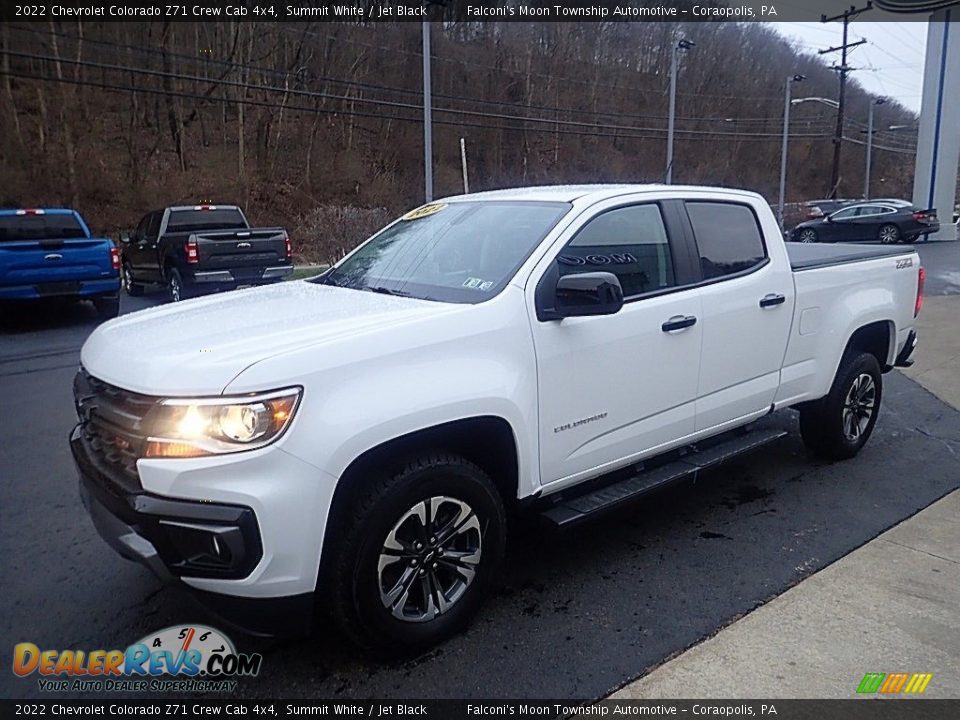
[{"x1": 144, "y1": 387, "x2": 302, "y2": 458}]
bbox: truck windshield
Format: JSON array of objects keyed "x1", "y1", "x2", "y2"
[
  {"x1": 314, "y1": 201, "x2": 569, "y2": 303},
  {"x1": 0, "y1": 214, "x2": 88, "y2": 242},
  {"x1": 166, "y1": 208, "x2": 248, "y2": 233}
]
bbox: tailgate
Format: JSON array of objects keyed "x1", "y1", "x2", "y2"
[
  {"x1": 0, "y1": 238, "x2": 115, "y2": 288},
  {"x1": 195, "y1": 229, "x2": 289, "y2": 274}
]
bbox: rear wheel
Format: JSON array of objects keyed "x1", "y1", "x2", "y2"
[
  {"x1": 325, "y1": 453, "x2": 506, "y2": 654},
  {"x1": 167, "y1": 268, "x2": 188, "y2": 302},
  {"x1": 799, "y1": 351, "x2": 882, "y2": 461},
  {"x1": 878, "y1": 223, "x2": 901, "y2": 244},
  {"x1": 92, "y1": 293, "x2": 120, "y2": 318},
  {"x1": 121, "y1": 262, "x2": 144, "y2": 296},
  {"x1": 798, "y1": 228, "x2": 818, "y2": 243}
]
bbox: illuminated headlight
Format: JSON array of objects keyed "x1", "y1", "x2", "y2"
[{"x1": 144, "y1": 388, "x2": 302, "y2": 458}]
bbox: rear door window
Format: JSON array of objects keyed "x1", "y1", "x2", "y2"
[
  {"x1": 0, "y1": 214, "x2": 88, "y2": 242},
  {"x1": 684, "y1": 202, "x2": 767, "y2": 280},
  {"x1": 558, "y1": 204, "x2": 675, "y2": 298}
]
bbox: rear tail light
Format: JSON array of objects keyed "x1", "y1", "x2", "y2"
[
  {"x1": 285, "y1": 234, "x2": 292, "y2": 260},
  {"x1": 185, "y1": 239, "x2": 199, "y2": 264},
  {"x1": 109, "y1": 246, "x2": 120, "y2": 271},
  {"x1": 915, "y1": 266, "x2": 925, "y2": 317}
]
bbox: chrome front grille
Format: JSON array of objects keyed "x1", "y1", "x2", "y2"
[{"x1": 73, "y1": 368, "x2": 159, "y2": 490}]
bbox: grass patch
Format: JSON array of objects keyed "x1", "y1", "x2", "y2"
[{"x1": 290, "y1": 265, "x2": 329, "y2": 281}]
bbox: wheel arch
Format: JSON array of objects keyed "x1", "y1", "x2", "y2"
[
  {"x1": 843, "y1": 319, "x2": 896, "y2": 371},
  {"x1": 327, "y1": 416, "x2": 521, "y2": 528}
]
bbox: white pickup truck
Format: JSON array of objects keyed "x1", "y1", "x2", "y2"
[{"x1": 72, "y1": 185, "x2": 923, "y2": 652}]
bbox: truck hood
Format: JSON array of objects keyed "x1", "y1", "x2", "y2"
[{"x1": 80, "y1": 281, "x2": 456, "y2": 396}]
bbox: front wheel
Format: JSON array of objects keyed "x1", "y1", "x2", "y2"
[
  {"x1": 798, "y1": 228, "x2": 818, "y2": 243},
  {"x1": 878, "y1": 223, "x2": 901, "y2": 244},
  {"x1": 799, "y1": 352, "x2": 882, "y2": 461},
  {"x1": 325, "y1": 453, "x2": 506, "y2": 654}
]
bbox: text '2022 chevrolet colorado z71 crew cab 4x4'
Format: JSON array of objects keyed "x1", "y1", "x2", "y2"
[{"x1": 72, "y1": 185, "x2": 923, "y2": 652}]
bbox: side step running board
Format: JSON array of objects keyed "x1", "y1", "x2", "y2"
[{"x1": 540, "y1": 428, "x2": 788, "y2": 528}]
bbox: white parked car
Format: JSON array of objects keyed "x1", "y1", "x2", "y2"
[{"x1": 73, "y1": 185, "x2": 924, "y2": 652}]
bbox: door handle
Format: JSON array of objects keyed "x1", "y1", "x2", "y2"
[
  {"x1": 661, "y1": 315, "x2": 697, "y2": 332},
  {"x1": 759, "y1": 293, "x2": 786, "y2": 308}
]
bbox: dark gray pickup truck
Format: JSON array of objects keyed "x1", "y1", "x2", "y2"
[{"x1": 120, "y1": 205, "x2": 292, "y2": 302}]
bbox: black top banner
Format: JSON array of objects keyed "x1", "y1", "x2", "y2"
[
  {"x1": 0, "y1": 0, "x2": 948, "y2": 23},
  {"x1": 1, "y1": 700, "x2": 959, "y2": 720}
]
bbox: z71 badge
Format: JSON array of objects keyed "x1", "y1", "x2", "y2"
[{"x1": 896, "y1": 258, "x2": 914, "y2": 269}]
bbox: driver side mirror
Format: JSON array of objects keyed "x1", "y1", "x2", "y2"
[
  {"x1": 119, "y1": 231, "x2": 131, "y2": 244},
  {"x1": 551, "y1": 272, "x2": 624, "y2": 319}
]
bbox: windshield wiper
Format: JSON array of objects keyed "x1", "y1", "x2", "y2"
[{"x1": 362, "y1": 285, "x2": 410, "y2": 297}]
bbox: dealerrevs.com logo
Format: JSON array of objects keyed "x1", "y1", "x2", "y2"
[{"x1": 12, "y1": 625, "x2": 262, "y2": 693}]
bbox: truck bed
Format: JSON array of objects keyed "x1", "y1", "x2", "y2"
[{"x1": 787, "y1": 242, "x2": 915, "y2": 271}]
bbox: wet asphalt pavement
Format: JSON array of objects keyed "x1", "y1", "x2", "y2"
[{"x1": 1, "y1": 239, "x2": 958, "y2": 700}]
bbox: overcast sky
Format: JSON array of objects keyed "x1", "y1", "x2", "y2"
[{"x1": 769, "y1": 20, "x2": 928, "y2": 114}]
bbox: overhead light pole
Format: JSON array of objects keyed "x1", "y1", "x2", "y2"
[
  {"x1": 864, "y1": 97, "x2": 886, "y2": 199},
  {"x1": 665, "y1": 38, "x2": 695, "y2": 184},
  {"x1": 778, "y1": 74, "x2": 806, "y2": 231}
]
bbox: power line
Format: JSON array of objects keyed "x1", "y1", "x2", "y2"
[
  {"x1": 10, "y1": 25, "x2": 813, "y2": 127},
  {"x1": 1, "y1": 68, "x2": 833, "y2": 146},
  {"x1": 842, "y1": 135, "x2": 916, "y2": 155},
  {"x1": 0, "y1": 49, "x2": 836, "y2": 140}
]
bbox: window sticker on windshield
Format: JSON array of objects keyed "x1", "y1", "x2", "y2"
[
  {"x1": 401, "y1": 203, "x2": 447, "y2": 221},
  {"x1": 479, "y1": 280, "x2": 494, "y2": 291},
  {"x1": 462, "y1": 277, "x2": 487, "y2": 289}
]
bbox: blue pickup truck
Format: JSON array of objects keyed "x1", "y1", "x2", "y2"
[{"x1": 0, "y1": 208, "x2": 121, "y2": 317}]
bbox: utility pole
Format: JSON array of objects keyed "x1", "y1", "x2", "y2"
[
  {"x1": 422, "y1": 20, "x2": 433, "y2": 202},
  {"x1": 819, "y1": 3, "x2": 871, "y2": 199}
]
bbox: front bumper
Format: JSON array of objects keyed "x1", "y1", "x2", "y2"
[{"x1": 71, "y1": 426, "x2": 314, "y2": 636}]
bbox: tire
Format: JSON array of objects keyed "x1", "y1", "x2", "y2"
[
  {"x1": 121, "y1": 262, "x2": 144, "y2": 296},
  {"x1": 92, "y1": 293, "x2": 120, "y2": 318},
  {"x1": 799, "y1": 351, "x2": 882, "y2": 461},
  {"x1": 878, "y1": 223, "x2": 901, "y2": 244},
  {"x1": 167, "y1": 268, "x2": 188, "y2": 302},
  {"x1": 325, "y1": 453, "x2": 507, "y2": 654},
  {"x1": 797, "y1": 228, "x2": 818, "y2": 243}
]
